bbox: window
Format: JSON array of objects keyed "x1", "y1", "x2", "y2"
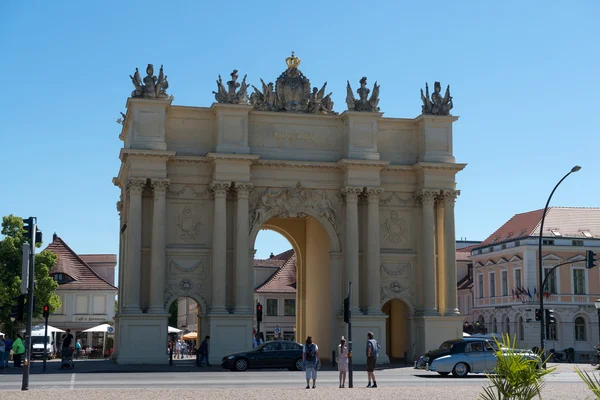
[
  {"x1": 500, "y1": 244, "x2": 506, "y2": 250},
  {"x1": 284, "y1": 299, "x2": 296, "y2": 316},
  {"x1": 544, "y1": 267, "x2": 557, "y2": 294},
  {"x1": 573, "y1": 269, "x2": 586, "y2": 295},
  {"x1": 53, "y1": 273, "x2": 63, "y2": 282},
  {"x1": 518, "y1": 317, "x2": 524, "y2": 341},
  {"x1": 575, "y1": 317, "x2": 586, "y2": 341},
  {"x1": 514, "y1": 268, "x2": 522, "y2": 290},
  {"x1": 548, "y1": 322, "x2": 558, "y2": 340},
  {"x1": 466, "y1": 342, "x2": 484, "y2": 352},
  {"x1": 492, "y1": 317, "x2": 497, "y2": 333},
  {"x1": 515, "y1": 241, "x2": 521, "y2": 247},
  {"x1": 543, "y1": 239, "x2": 555, "y2": 245},
  {"x1": 478, "y1": 274, "x2": 484, "y2": 298},
  {"x1": 266, "y1": 299, "x2": 278, "y2": 316},
  {"x1": 489, "y1": 272, "x2": 496, "y2": 297},
  {"x1": 504, "y1": 316, "x2": 510, "y2": 336},
  {"x1": 501, "y1": 271, "x2": 508, "y2": 296},
  {"x1": 466, "y1": 295, "x2": 472, "y2": 315},
  {"x1": 572, "y1": 240, "x2": 584, "y2": 247}
]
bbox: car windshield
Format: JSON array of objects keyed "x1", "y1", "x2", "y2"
[
  {"x1": 31, "y1": 336, "x2": 50, "y2": 345},
  {"x1": 438, "y1": 341, "x2": 454, "y2": 351}
]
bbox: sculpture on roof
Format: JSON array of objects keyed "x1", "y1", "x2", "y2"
[
  {"x1": 249, "y1": 52, "x2": 337, "y2": 114},
  {"x1": 345, "y1": 77, "x2": 380, "y2": 112},
  {"x1": 420, "y1": 81, "x2": 453, "y2": 116},
  {"x1": 213, "y1": 69, "x2": 250, "y2": 104},
  {"x1": 130, "y1": 64, "x2": 170, "y2": 99}
]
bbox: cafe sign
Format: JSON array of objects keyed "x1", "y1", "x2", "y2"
[{"x1": 73, "y1": 315, "x2": 108, "y2": 323}]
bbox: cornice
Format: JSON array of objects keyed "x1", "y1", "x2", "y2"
[
  {"x1": 254, "y1": 160, "x2": 339, "y2": 170},
  {"x1": 337, "y1": 159, "x2": 390, "y2": 170},
  {"x1": 170, "y1": 155, "x2": 210, "y2": 164},
  {"x1": 412, "y1": 162, "x2": 467, "y2": 173},
  {"x1": 206, "y1": 153, "x2": 261, "y2": 164},
  {"x1": 119, "y1": 148, "x2": 177, "y2": 162},
  {"x1": 413, "y1": 114, "x2": 460, "y2": 123},
  {"x1": 382, "y1": 165, "x2": 414, "y2": 172}
]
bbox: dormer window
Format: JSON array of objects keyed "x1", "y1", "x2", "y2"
[
  {"x1": 550, "y1": 229, "x2": 562, "y2": 237},
  {"x1": 582, "y1": 231, "x2": 592, "y2": 238},
  {"x1": 52, "y1": 273, "x2": 73, "y2": 284},
  {"x1": 53, "y1": 273, "x2": 63, "y2": 282}
]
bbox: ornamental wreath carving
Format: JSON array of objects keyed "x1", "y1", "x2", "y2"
[
  {"x1": 176, "y1": 206, "x2": 203, "y2": 241},
  {"x1": 249, "y1": 182, "x2": 338, "y2": 233},
  {"x1": 382, "y1": 211, "x2": 407, "y2": 246}
]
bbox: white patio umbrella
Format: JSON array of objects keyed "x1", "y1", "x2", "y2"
[
  {"x1": 32, "y1": 325, "x2": 65, "y2": 333},
  {"x1": 82, "y1": 324, "x2": 114, "y2": 358},
  {"x1": 168, "y1": 326, "x2": 182, "y2": 333}
]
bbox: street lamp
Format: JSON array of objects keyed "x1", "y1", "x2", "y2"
[
  {"x1": 538, "y1": 165, "x2": 581, "y2": 356},
  {"x1": 595, "y1": 299, "x2": 600, "y2": 345}
]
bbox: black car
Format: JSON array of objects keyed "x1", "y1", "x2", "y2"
[{"x1": 221, "y1": 340, "x2": 304, "y2": 371}]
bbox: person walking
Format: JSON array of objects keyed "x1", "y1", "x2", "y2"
[
  {"x1": 75, "y1": 339, "x2": 82, "y2": 359},
  {"x1": 366, "y1": 331, "x2": 380, "y2": 388},
  {"x1": 175, "y1": 339, "x2": 181, "y2": 359},
  {"x1": 12, "y1": 334, "x2": 25, "y2": 368},
  {"x1": 199, "y1": 336, "x2": 211, "y2": 366},
  {"x1": 180, "y1": 340, "x2": 186, "y2": 359},
  {"x1": 0, "y1": 334, "x2": 6, "y2": 369},
  {"x1": 337, "y1": 336, "x2": 349, "y2": 388},
  {"x1": 302, "y1": 336, "x2": 319, "y2": 389},
  {"x1": 3, "y1": 336, "x2": 12, "y2": 368}
]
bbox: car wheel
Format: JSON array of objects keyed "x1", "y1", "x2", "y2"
[
  {"x1": 437, "y1": 372, "x2": 450, "y2": 377},
  {"x1": 294, "y1": 358, "x2": 303, "y2": 371},
  {"x1": 452, "y1": 362, "x2": 469, "y2": 378},
  {"x1": 234, "y1": 358, "x2": 248, "y2": 371}
]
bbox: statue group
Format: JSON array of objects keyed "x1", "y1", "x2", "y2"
[{"x1": 127, "y1": 55, "x2": 454, "y2": 117}]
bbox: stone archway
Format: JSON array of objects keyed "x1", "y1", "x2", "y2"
[{"x1": 382, "y1": 299, "x2": 411, "y2": 362}]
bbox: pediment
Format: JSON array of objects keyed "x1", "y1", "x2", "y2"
[
  {"x1": 509, "y1": 255, "x2": 523, "y2": 262},
  {"x1": 568, "y1": 254, "x2": 586, "y2": 262},
  {"x1": 484, "y1": 260, "x2": 496, "y2": 267},
  {"x1": 475, "y1": 262, "x2": 484, "y2": 268},
  {"x1": 497, "y1": 257, "x2": 509, "y2": 264},
  {"x1": 542, "y1": 253, "x2": 562, "y2": 261}
]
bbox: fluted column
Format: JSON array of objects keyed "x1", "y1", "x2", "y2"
[
  {"x1": 211, "y1": 181, "x2": 230, "y2": 314},
  {"x1": 116, "y1": 200, "x2": 124, "y2": 314},
  {"x1": 149, "y1": 178, "x2": 170, "y2": 313},
  {"x1": 417, "y1": 189, "x2": 438, "y2": 315},
  {"x1": 342, "y1": 187, "x2": 362, "y2": 313},
  {"x1": 366, "y1": 188, "x2": 384, "y2": 314},
  {"x1": 123, "y1": 177, "x2": 146, "y2": 313},
  {"x1": 234, "y1": 182, "x2": 253, "y2": 314},
  {"x1": 443, "y1": 190, "x2": 460, "y2": 315},
  {"x1": 435, "y1": 195, "x2": 446, "y2": 314}
]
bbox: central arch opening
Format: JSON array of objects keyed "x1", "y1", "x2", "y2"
[{"x1": 253, "y1": 215, "x2": 335, "y2": 360}]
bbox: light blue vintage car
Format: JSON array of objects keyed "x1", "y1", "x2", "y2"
[{"x1": 415, "y1": 338, "x2": 538, "y2": 377}]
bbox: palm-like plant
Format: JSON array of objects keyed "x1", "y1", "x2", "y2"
[
  {"x1": 575, "y1": 366, "x2": 600, "y2": 398},
  {"x1": 479, "y1": 334, "x2": 554, "y2": 400}
]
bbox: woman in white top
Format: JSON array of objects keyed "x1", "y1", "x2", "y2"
[{"x1": 338, "y1": 336, "x2": 349, "y2": 388}]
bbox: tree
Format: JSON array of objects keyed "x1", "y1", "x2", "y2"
[
  {"x1": 0, "y1": 215, "x2": 61, "y2": 331},
  {"x1": 168, "y1": 300, "x2": 178, "y2": 328}
]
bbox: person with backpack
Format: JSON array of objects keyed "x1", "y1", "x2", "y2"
[
  {"x1": 302, "y1": 336, "x2": 319, "y2": 389},
  {"x1": 366, "y1": 331, "x2": 380, "y2": 388}
]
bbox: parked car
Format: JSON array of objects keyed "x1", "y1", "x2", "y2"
[
  {"x1": 414, "y1": 337, "x2": 538, "y2": 377},
  {"x1": 222, "y1": 340, "x2": 304, "y2": 372}
]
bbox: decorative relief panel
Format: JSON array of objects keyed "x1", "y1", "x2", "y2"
[
  {"x1": 167, "y1": 184, "x2": 210, "y2": 199},
  {"x1": 379, "y1": 192, "x2": 416, "y2": 207},
  {"x1": 380, "y1": 210, "x2": 412, "y2": 249},
  {"x1": 380, "y1": 281, "x2": 415, "y2": 303},
  {"x1": 249, "y1": 182, "x2": 340, "y2": 233},
  {"x1": 167, "y1": 203, "x2": 210, "y2": 245},
  {"x1": 176, "y1": 206, "x2": 204, "y2": 241},
  {"x1": 381, "y1": 262, "x2": 411, "y2": 278},
  {"x1": 169, "y1": 259, "x2": 205, "y2": 274}
]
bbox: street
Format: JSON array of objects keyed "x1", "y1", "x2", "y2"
[{"x1": 0, "y1": 363, "x2": 597, "y2": 399}]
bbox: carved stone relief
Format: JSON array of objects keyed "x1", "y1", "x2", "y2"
[
  {"x1": 167, "y1": 185, "x2": 210, "y2": 199},
  {"x1": 249, "y1": 182, "x2": 339, "y2": 233},
  {"x1": 169, "y1": 260, "x2": 205, "y2": 274},
  {"x1": 381, "y1": 211, "x2": 407, "y2": 247},
  {"x1": 176, "y1": 206, "x2": 203, "y2": 241},
  {"x1": 379, "y1": 192, "x2": 416, "y2": 207},
  {"x1": 380, "y1": 281, "x2": 414, "y2": 302},
  {"x1": 381, "y1": 262, "x2": 411, "y2": 277},
  {"x1": 179, "y1": 279, "x2": 193, "y2": 292}
]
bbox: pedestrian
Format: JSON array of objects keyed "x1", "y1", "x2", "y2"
[
  {"x1": 338, "y1": 336, "x2": 348, "y2": 388},
  {"x1": 2, "y1": 335, "x2": 12, "y2": 368},
  {"x1": 302, "y1": 336, "x2": 319, "y2": 389},
  {"x1": 199, "y1": 335, "x2": 211, "y2": 366},
  {"x1": 253, "y1": 332, "x2": 264, "y2": 348},
  {"x1": 180, "y1": 340, "x2": 187, "y2": 359},
  {"x1": 366, "y1": 331, "x2": 380, "y2": 388},
  {"x1": 0, "y1": 334, "x2": 6, "y2": 369},
  {"x1": 175, "y1": 339, "x2": 181, "y2": 359},
  {"x1": 75, "y1": 339, "x2": 82, "y2": 359},
  {"x1": 12, "y1": 334, "x2": 25, "y2": 368}
]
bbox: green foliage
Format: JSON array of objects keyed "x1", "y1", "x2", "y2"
[
  {"x1": 168, "y1": 300, "x2": 178, "y2": 327},
  {"x1": 479, "y1": 334, "x2": 554, "y2": 400},
  {"x1": 575, "y1": 366, "x2": 600, "y2": 398},
  {"x1": 0, "y1": 215, "x2": 61, "y2": 330}
]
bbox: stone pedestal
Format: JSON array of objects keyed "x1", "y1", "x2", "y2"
[
  {"x1": 411, "y1": 315, "x2": 463, "y2": 357},
  {"x1": 125, "y1": 98, "x2": 172, "y2": 151},
  {"x1": 211, "y1": 103, "x2": 253, "y2": 154},
  {"x1": 415, "y1": 115, "x2": 458, "y2": 163},
  {"x1": 341, "y1": 111, "x2": 383, "y2": 160},
  {"x1": 116, "y1": 313, "x2": 169, "y2": 364},
  {"x1": 208, "y1": 314, "x2": 253, "y2": 365},
  {"x1": 346, "y1": 314, "x2": 389, "y2": 365}
]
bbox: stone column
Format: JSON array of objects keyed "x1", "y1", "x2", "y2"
[
  {"x1": 116, "y1": 200, "x2": 124, "y2": 314},
  {"x1": 234, "y1": 182, "x2": 253, "y2": 314},
  {"x1": 435, "y1": 196, "x2": 446, "y2": 314},
  {"x1": 417, "y1": 189, "x2": 438, "y2": 315},
  {"x1": 366, "y1": 188, "x2": 384, "y2": 314},
  {"x1": 123, "y1": 177, "x2": 146, "y2": 313},
  {"x1": 443, "y1": 190, "x2": 460, "y2": 315},
  {"x1": 149, "y1": 178, "x2": 170, "y2": 314},
  {"x1": 342, "y1": 187, "x2": 363, "y2": 313},
  {"x1": 211, "y1": 181, "x2": 230, "y2": 314}
]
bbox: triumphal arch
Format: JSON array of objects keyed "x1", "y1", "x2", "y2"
[{"x1": 112, "y1": 54, "x2": 466, "y2": 364}]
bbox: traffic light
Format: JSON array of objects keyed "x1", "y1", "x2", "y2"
[
  {"x1": 10, "y1": 295, "x2": 25, "y2": 322},
  {"x1": 43, "y1": 304, "x2": 50, "y2": 319},
  {"x1": 22, "y1": 217, "x2": 34, "y2": 242},
  {"x1": 546, "y1": 309, "x2": 556, "y2": 325},
  {"x1": 256, "y1": 302, "x2": 263, "y2": 322},
  {"x1": 343, "y1": 297, "x2": 350, "y2": 323},
  {"x1": 535, "y1": 309, "x2": 541, "y2": 321},
  {"x1": 587, "y1": 250, "x2": 597, "y2": 269}
]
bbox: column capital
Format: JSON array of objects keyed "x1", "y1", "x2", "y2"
[
  {"x1": 440, "y1": 189, "x2": 460, "y2": 206},
  {"x1": 211, "y1": 181, "x2": 231, "y2": 197},
  {"x1": 151, "y1": 178, "x2": 170, "y2": 195},
  {"x1": 365, "y1": 187, "x2": 384, "y2": 202},
  {"x1": 415, "y1": 189, "x2": 439, "y2": 206},
  {"x1": 126, "y1": 177, "x2": 147, "y2": 195},
  {"x1": 234, "y1": 182, "x2": 254, "y2": 198},
  {"x1": 341, "y1": 186, "x2": 363, "y2": 202}
]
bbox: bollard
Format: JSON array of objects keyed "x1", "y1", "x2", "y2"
[
  {"x1": 196, "y1": 347, "x2": 200, "y2": 367},
  {"x1": 332, "y1": 350, "x2": 336, "y2": 368},
  {"x1": 169, "y1": 345, "x2": 173, "y2": 366}
]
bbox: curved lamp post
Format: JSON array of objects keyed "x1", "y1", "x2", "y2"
[{"x1": 538, "y1": 165, "x2": 581, "y2": 356}]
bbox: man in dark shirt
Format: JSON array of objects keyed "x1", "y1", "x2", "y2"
[
  {"x1": 62, "y1": 329, "x2": 74, "y2": 350},
  {"x1": 199, "y1": 336, "x2": 211, "y2": 366}
]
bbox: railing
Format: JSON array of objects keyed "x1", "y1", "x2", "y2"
[{"x1": 474, "y1": 293, "x2": 599, "y2": 308}]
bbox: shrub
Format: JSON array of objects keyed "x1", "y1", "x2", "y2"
[{"x1": 575, "y1": 366, "x2": 600, "y2": 399}]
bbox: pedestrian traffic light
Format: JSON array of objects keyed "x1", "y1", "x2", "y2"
[
  {"x1": 10, "y1": 295, "x2": 25, "y2": 322},
  {"x1": 587, "y1": 250, "x2": 597, "y2": 269},
  {"x1": 22, "y1": 217, "x2": 34, "y2": 242},
  {"x1": 546, "y1": 309, "x2": 556, "y2": 325},
  {"x1": 256, "y1": 303, "x2": 263, "y2": 322},
  {"x1": 43, "y1": 304, "x2": 50, "y2": 319},
  {"x1": 343, "y1": 297, "x2": 350, "y2": 323},
  {"x1": 535, "y1": 308, "x2": 541, "y2": 321}
]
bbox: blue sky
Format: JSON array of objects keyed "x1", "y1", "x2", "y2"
[{"x1": 1, "y1": 1, "x2": 598, "y2": 283}]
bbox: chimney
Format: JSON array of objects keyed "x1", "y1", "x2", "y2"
[
  {"x1": 53, "y1": 232, "x2": 58, "y2": 241},
  {"x1": 270, "y1": 252, "x2": 274, "y2": 259}
]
